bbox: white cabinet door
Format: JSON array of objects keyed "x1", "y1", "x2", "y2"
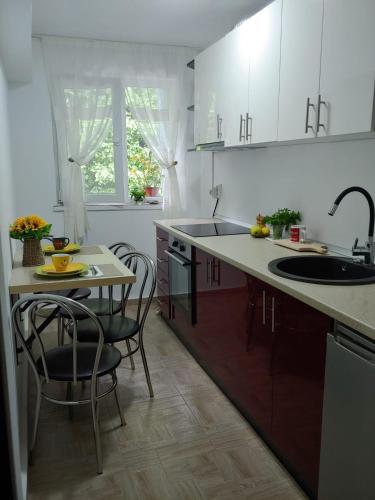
[
  {"x1": 318, "y1": 0, "x2": 375, "y2": 137},
  {"x1": 278, "y1": 0, "x2": 323, "y2": 141},
  {"x1": 194, "y1": 46, "x2": 214, "y2": 145},
  {"x1": 194, "y1": 38, "x2": 226, "y2": 145},
  {"x1": 221, "y1": 19, "x2": 251, "y2": 147},
  {"x1": 248, "y1": 0, "x2": 282, "y2": 144}
]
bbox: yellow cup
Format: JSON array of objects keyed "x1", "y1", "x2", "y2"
[{"x1": 51, "y1": 253, "x2": 73, "y2": 272}]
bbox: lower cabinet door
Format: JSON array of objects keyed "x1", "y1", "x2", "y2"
[
  {"x1": 271, "y1": 289, "x2": 331, "y2": 497},
  {"x1": 226, "y1": 277, "x2": 274, "y2": 435}
]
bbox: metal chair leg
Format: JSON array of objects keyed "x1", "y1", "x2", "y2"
[
  {"x1": 66, "y1": 382, "x2": 74, "y2": 419},
  {"x1": 126, "y1": 339, "x2": 135, "y2": 370},
  {"x1": 91, "y1": 394, "x2": 102, "y2": 474},
  {"x1": 112, "y1": 372, "x2": 126, "y2": 426},
  {"x1": 139, "y1": 343, "x2": 154, "y2": 398},
  {"x1": 29, "y1": 381, "x2": 42, "y2": 465},
  {"x1": 95, "y1": 379, "x2": 100, "y2": 425},
  {"x1": 57, "y1": 315, "x2": 64, "y2": 346}
]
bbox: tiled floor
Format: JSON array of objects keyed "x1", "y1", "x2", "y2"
[{"x1": 28, "y1": 304, "x2": 307, "y2": 499}]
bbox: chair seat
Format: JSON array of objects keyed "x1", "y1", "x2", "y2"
[
  {"x1": 69, "y1": 315, "x2": 140, "y2": 344},
  {"x1": 36, "y1": 343, "x2": 122, "y2": 381},
  {"x1": 60, "y1": 298, "x2": 122, "y2": 320},
  {"x1": 45, "y1": 288, "x2": 92, "y2": 301}
]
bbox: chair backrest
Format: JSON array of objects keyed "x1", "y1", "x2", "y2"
[
  {"x1": 99, "y1": 242, "x2": 136, "y2": 299},
  {"x1": 109, "y1": 242, "x2": 136, "y2": 256},
  {"x1": 118, "y1": 252, "x2": 156, "y2": 332},
  {"x1": 11, "y1": 294, "x2": 105, "y2": 385}
]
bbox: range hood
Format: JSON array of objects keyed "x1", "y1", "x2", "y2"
[{"x1": 188, "y1": 141, "x2": 225, "y2": 152}]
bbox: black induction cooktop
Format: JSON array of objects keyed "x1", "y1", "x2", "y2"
[{"x1": 171, "y1": 222, "x2": 249, "y2": 237}]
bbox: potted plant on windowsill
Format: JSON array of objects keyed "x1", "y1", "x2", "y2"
[
  {"x1": 130, "y1": 186, "x2": 146, "y2": 204},
  {"x1": 143, "y1": 152, "x2": 161, "y2": 198},
  {"x1": 264, "y1": 208, "x2": 301, "y2": 240}
]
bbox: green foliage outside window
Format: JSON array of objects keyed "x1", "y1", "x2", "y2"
[
  {"x1": 126, "y1": 109, "x2": 162, "y2": 194},
  {"x1": 82, "y1": 107, "x2": 162, "y2": 198},
  {"x1": 83, "y1": 126, "x2": 116, "y2": 194}
]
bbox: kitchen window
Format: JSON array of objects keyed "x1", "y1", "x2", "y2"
[{"x1": 62, "y1": 82, "x2": 163, "y2": 205}]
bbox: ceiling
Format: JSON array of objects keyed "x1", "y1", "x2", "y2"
[{"x1": 32, "y1": 0, "x2": 270, "y2": 49}]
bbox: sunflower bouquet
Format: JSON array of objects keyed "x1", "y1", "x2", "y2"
[{"x1": 9, "y1": 214, "x2": 52, "y2": 241}]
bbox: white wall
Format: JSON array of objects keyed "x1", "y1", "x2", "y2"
[
  {"x1": 9, "y1": 39, "x2": 375, "y2": 254},
  {"x1": 0, "y1": 57, "x2": 25, "y2": 499},
  {"x1": 0, "y1": 0, "x2": 32, "y2": 82},
  {"x1": 198, "y1": 139, "x2": 375, "y2": 250}
]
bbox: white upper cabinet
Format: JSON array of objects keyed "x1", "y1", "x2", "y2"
[
  {"x1": 194, "y1": 37, "x2": 227, "y2": 145},
  {"x1": 318, "y1": 0, "x2": 375, "y2": 136},
  {"x1": 221, "y1": 19, "x2": 251, "y2": 147},
  {"x1": 278, "y1": 0, "x2": 323, "y2": 141},
  {"x1": 194, "y1": 0, "x2": 375, "y2": 148},
  {"x1": 223, "y1": 0, "x2": 282, "y2": 147},
  {"x1": 248, "y1": 0, "x2": 282, "y2": 144}
]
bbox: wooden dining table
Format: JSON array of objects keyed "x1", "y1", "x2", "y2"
[
  {"x1": 9, "y1": 244, "x2": 136, "y2": 295},
  {"x1": 9, "y1": 244, "x2": 136, "y2": 334}
]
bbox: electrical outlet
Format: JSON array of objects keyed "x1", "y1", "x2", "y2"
[{"x1": 210, "y1": 184, "x2": 222, "y2": 199}]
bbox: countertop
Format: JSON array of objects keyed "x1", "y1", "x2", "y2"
[{"x1": 154, "y1": 218, "x2": 375, "y2": 342}]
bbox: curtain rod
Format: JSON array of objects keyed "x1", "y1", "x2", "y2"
[{"x1": 32, "y1": 33, "x2": 201, "y2": 52}]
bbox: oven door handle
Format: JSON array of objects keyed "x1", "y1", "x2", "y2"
[{"x1": 164, "y1": 249, "x2": 191, "y2": 267}]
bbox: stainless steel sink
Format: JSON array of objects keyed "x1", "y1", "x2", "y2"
[{"x1": 268, "y1": 256, "x2": 375, "y2": 285}]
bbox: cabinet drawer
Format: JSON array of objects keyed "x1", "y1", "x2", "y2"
[
  {"x1": 156, "y1": 294, "x2": 169, "y2": 319},
  {"x1": 156, "y1": 275, "x2": 169, "y2": 293},
  {"x1": 156, "y1": 227, "x2": 169, "y2": 246},
  {"x1": 157, "y1": 245, "x2": 169, "y2": 265},
  {"x1": 157, "y1": 264, "x2": 169, "y2": 285}
]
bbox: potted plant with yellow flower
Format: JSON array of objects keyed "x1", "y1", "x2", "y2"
[{"x1": 10, "y1": 215, "x2": 52, "y2": 266}]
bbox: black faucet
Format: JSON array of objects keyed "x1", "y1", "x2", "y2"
[{"x1": 328, "y1": 186, "x2": 375, "y2": 265}]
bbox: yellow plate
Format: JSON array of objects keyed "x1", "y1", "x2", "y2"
[
  {"x1": 36, "y1": 263, "x2": 88, "y2": 277},
  {"x1": 42, "y1": 243, "x2": 81, "y2": 255}
]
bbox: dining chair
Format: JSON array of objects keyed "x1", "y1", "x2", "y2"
[
  {"x1": 61, "y1": 242, "x2": 136, "y2": 319},
  {"x1": 11, "y1": 294, "x2": 125, "y2": 474},
  {"x1": 68, "y1": 252, "x2": 156, "y2": 397}
]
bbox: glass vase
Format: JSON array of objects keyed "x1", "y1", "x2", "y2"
[{"x1": 272, "y1": 224, "x2": 284, "y2": 240}]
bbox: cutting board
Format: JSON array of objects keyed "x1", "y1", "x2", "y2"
[{"x1": 273, "y1": 239, "x2": 328, "y2": 254}]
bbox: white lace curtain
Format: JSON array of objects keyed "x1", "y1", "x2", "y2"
[{"x1": 42, "y1": 36, "x2": 195, "y2": 241}]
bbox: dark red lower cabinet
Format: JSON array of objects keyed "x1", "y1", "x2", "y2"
[
  {"x1": 270, "y1": 290, "x2": 331, "y2": 497},
  {"x1": 159, "y1": 239, "x2": 330, "y2": 499}
]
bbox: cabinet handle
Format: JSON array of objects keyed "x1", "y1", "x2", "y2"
[
  {"x1": 157, "y1": 278, "x2": 168, "y2": 286},
  {"x1": 157, "y1": 257, "x2": 167, "y2": 264},
  {"x1": 262, "y1": 290, "x2": 266, "y2": 325},
  {"x1": 212, "y1": 259, "x2": 221, "y2": 286},
  {"x1": 245, "y1": 113, "x2": 252, "y2": 141},
  {"x1": 239, "y1": 114, "x2": 245, "y2": 142},
  {"x1": 207, "y1": 259, "x2": 212, "y2": 285},
  {"x1": 271, "y1": 297, "x2": 275, "y2": 333},
  {"x1": 156, "y1": 236, "x2": 167, "y2": 242},
  {"x1": 305, "y1": 97, "x2": 314, "y2": 134},
  {"x1": 316, "y1": 94, "x2": 326, "y2": 132}
]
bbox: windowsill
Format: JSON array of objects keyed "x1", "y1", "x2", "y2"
[{"x1": 53, "y1": 201, "x2": 163, "y2": 212}]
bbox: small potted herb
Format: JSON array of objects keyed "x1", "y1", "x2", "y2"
[
  {"x1": 130, "y1": 186, "x2": 146, "y2": 204},
  {"x1": 264, "y1": 208, "x2": 301, "y2": 240}
]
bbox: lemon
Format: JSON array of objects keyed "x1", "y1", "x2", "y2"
[
  {"x1": 250, "y1": 225, "x2": 263, "y2": 237},
  {"x1": 261, "y1": 226, "x2": 270, "y2": 237}
]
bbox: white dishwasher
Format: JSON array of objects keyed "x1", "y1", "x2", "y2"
[{"x1": 318, "y1": 323, "x2": 375, "y2": 500}]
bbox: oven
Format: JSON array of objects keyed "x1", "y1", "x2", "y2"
[{"x1": 165, "y1": 235, "x2": 196, "y2": 325}]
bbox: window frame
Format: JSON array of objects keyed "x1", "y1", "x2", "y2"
[
  {"x1": 56, "y1": 77, "x2": 164, "y2": 207},
  {"x1": 83, "y1": 80, "x2": 128, "y2": 205}
]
